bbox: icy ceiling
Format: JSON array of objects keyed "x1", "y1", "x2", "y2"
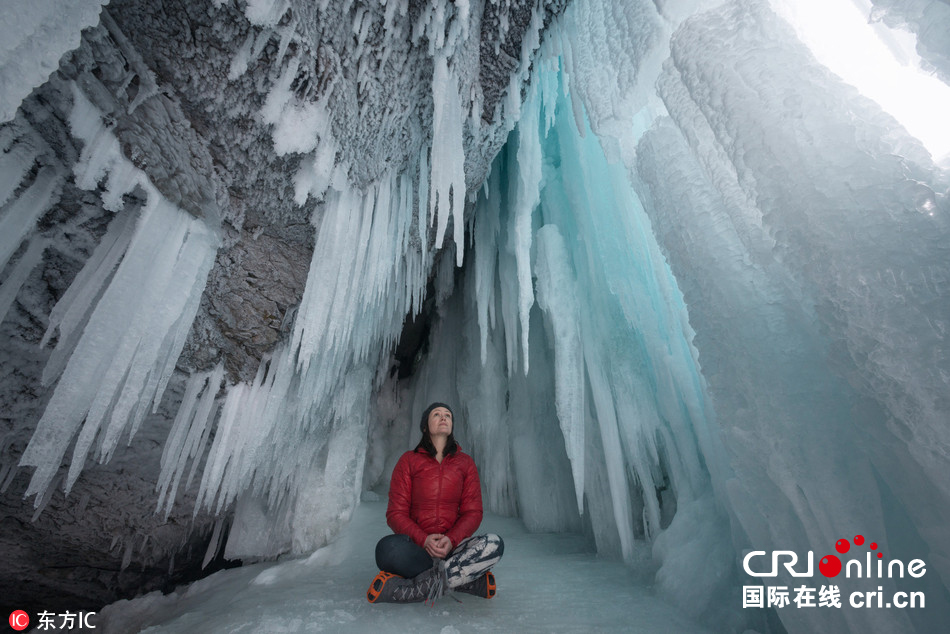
[{"x1": 1, "y1": 0, "x2": 949, "y2": 631}]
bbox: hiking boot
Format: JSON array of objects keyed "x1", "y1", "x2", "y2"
[
  {"x1": 366, "y1": 564, "x2": 447, "y2": 604},
  {"x1": 367, "y1": 571, "x2": 400, "y2": 603},
  {"x1": 453, "y1": 570, "x2": 496, "y2": 599}
]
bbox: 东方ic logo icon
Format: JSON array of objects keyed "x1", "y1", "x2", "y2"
[{"x1": 9, "y1": 610, "x2": 29, "y2": 631}]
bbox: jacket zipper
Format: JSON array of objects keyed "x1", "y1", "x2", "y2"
[{"x1": 436, "y1": 456, "x2": 443, "y2": 529}]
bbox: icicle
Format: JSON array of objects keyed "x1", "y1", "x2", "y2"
[
  {"x1": 120, "y1": 540, "x2": 134, "y2": 571},
  {"x1": 0, "y1": 239, "x2": 46, "y2": 324},
  {"x1": 201, "y1": 519, "x2": 225, "y2": 568},
  {"x1": 417, "y1": 144, "x2": 429, "y2": 246},
  {"x1": 157, "y1": 364, "x2": 224, "y2": 517},
  {"x1": 0, "y1": 448, "x2": 18, "y2": 494},
  {"x1": 0, "y1": 166, "x2": 61, "y2": 275},
  {"x1": 534, "y1": 225, "x2": 585, "y2": 514},
  {"x1": 473, "y1": 167, "x2": 501, "y2": 361},
  {"x1": 41, "y1": 207, "x2": 140, "y2": 377},
  {"x1": 228, "y1": 32, "x2": 257, "y2": 80},
  {"x1": 30, "y1": 473, "x2": 60, "y2": 520},
  {"x1": 589, "y1": 341, "x2": 637, "y2": 561},
  {"x1": 274, "y1": 20, "x2": 297, "y2": 70},
  {"x1": 508, "y1": 83, "x2": 542, "y2": 374},
  {"x1": 428, "y1": 54, "x2": 466, "y2": 265}
]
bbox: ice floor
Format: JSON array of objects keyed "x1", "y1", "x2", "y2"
[{"x1": 97, "y1": 500, "x2": 712, "y2": 633}]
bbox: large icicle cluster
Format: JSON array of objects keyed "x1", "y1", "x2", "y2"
[
  {"x1": 17, "y1": 85, "x2": 219, "y2": 510},
  {"x1": 4, "y1": 0, "x2": 557, "y2": 565},
  {"x1": 200, "y1": 170, "x2": 434, "y2": 558},
  {"x1": 174, "y1": 0, "x2": 555, "y2": 558},
  {"x1": 467, "y1": 0, "x2": 950, "y2": 631}
]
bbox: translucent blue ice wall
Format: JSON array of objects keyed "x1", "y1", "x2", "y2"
[
  {"x1": 403, "y1": 59, "x2": 736, "y2": 623},
  {"x1": 403, "y1": 2, "x2": 950, "y2": 632}
]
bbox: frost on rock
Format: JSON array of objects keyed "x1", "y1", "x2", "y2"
[{"x1": 0, "y1": 0, "x2": 108, "y2": 123}]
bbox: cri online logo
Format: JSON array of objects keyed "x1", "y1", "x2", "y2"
[
  {"x1": 743, "y1": 534, "x2": 927, "y2": 579},
  {"x1": 9, "y1": 610, "x2": 29, "y2": 631}
]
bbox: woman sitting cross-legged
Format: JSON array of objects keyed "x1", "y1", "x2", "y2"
[{"x1": 366, "y1": 402, "x2": 504, "y2": 604}]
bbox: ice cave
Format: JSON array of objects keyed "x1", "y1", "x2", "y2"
[{"x1": 1, "y1": 0, "x2": 949, "y2": 632}]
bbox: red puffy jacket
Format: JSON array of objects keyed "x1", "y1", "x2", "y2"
[{"x1": 386, "y1": 446, "x2": 483, "y2": 549}]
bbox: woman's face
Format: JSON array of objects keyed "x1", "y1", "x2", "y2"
[{"x1": 427, "y1": 407, "x2": 453, "y2": 437}]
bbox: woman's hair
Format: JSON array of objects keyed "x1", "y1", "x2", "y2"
[{"x1": 415, "y1": 402, "x2": 459, "y2": 457}]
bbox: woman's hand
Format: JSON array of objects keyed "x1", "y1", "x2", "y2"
[
  {"x1": 423, "y1": 534, "x2": 443, "y2": 558},
  {"x1": 424, "y1": 534, "x2": 453, "y2": 559},
  {"x1": 434, "y1": 534, "x2": 452, "y2": 557}
]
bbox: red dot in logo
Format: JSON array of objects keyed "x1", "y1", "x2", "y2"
[
  {"x1": 871, "y1": 542, "x2": 878, "y2": 550},
  {"x1": 854, "y1": 535, "x2": 865, "y2": 545},
  {"x1": 9, "y1": 610, "x2": 29, "y2": 631},
  {"x1": 819, "y1": 555, "x2": 842, "y2": 577},
  {"x1": 878, "y1": 552, "x2": 883, "y2": 559},
  {"x1": 835, "y1": 539, "x2": 850, "y2": 554}
]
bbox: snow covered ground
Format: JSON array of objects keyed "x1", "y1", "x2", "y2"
[{"x1": 97, "y1": 500, "x2": 712, "y2": 633}]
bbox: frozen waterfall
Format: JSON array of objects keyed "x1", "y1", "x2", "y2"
[{"x1": 2, "y1": 0, "x2": 949, "y2": 632}]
